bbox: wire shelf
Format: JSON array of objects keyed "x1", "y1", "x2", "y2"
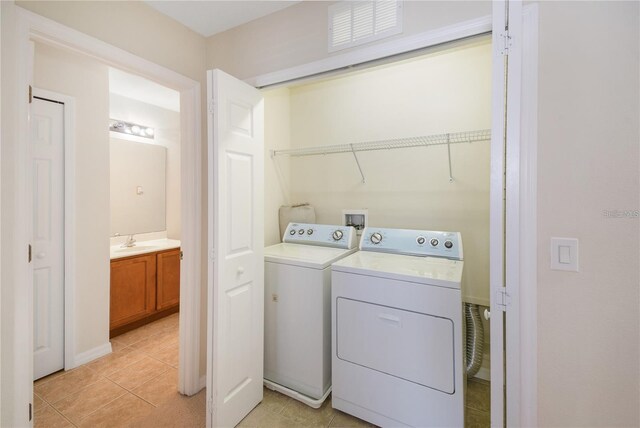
[{"x1": 270, "y1": 129, "x2": 491, "y2": 157}]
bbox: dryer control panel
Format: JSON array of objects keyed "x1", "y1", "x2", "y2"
[
  {"x1": 360, "y1": 227, "x2": 463, "y2": 260},
  {"x1": 283, "y1": 223, "x2": 358, "y2": 249}
]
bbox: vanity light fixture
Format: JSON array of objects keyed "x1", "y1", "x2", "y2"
[{"x1": 109, "y1": 119, "x2": 155, "y2": 140}]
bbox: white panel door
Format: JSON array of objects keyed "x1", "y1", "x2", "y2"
[
  {"x1": 31, "y1": 96, "x2": 65, "y2": 380},
  {"x1": 207, "y1": 69, "x2": 264, "y2": 428}
]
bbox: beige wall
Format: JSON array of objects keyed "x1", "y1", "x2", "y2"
[
  {"x1": 206, "y1": 1, "x2": 491, "y2": 80},
  {"x1": 281, "y1": 39, "x2": 491, "y2": 304},
  {"x1": 17, "y1": 1, "x2": 206, "y2": 84},
  {"x1": 34, "y1": 43, "x2": 112, "y2": 356},
  {"x1": 536, "y1": 2, "x2": 639, "y2": 426},
  {"x1": 2, "y1": 0, "x2": 638, "y2": 425},
  {"x1": 263, "y1": 87, "x2": 292, "y2": 246},
  {"x1": 109, "y1": 93, "x2": 181, "y2": 239},
  {"x1": 1, "y1": 2, "x2": 24, "y2": 424},
  {"x1": 209, "y1": 1, "x2": 640, "y2": 425},
  {"x1": 16, "y1": 0, "x2": 210, "y2": 377}
]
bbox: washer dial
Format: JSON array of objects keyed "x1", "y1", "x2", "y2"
[
  {"x1": 444, "y1": 240, "x2": 453, "y2": 249},
  {"x1": 289, "y1": 229, "x2": 296, "y2": 236},
  {"x1": 298, "y1": 229, "x2": 305, "y2": 235},
  {"x1": 430, "y1": 238, "x2": 439, "y2": 247},
  {"x1": 307, "y1": 229, "x2": 314, "y2": 235},
  {"x1": 332, "y1": 230, "x2": 344, "y2": 241},
  {"x1": 370, "y1": 232, "x2": 383, "y2": 244},
  {"x1": 416, "y1": 236, "x2": 426, "y2": 245}
]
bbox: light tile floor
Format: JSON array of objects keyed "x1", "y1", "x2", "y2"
[
  {"x1": 33, "y1": 313, "x2": 180, "y2": 428},
  {"x1": 239, "y1": 379, "x2": 490, "y2": 428},
  {"x1": 34, "y1": 313, "x2": 490, "y2": 427}
]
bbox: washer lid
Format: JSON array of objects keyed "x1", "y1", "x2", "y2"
[
  {"x1": 265, "y1": 243, "x2": 357, "y2": 269},
  {"x1": 332, "y1": 251, "x2": 463, "y2": 289}
]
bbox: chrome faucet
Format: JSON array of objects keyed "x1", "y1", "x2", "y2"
[{"x1": 121, "y1": 234, "x2": 136, "y2": 248}]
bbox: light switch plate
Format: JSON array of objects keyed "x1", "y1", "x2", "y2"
[{"x1": 551, "y1": 237, "x2": 579, "y2": 272}]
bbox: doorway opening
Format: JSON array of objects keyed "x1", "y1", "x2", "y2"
[
  {"x1": 261, "y1": 34, "x2": 491, "y2": 426},
  {"x1": 14, "y1": 8, "x2": 204, "y2": 425}
]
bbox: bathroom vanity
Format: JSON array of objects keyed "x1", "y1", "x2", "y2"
[{"x1": 109, "y1": 239, "x2": 181, "y2": 337}]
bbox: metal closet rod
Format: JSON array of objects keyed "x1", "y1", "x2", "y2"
[{"x1": 269, "y1": 128, "x2": 491, "y2": 183}]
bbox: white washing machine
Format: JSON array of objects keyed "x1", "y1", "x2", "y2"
[
  {"x1": 264, "y1": 222, "x2": 357, "y2": 408},
  {"x1": 331, "y1": 227, "x2": 465, "y2": 427}
]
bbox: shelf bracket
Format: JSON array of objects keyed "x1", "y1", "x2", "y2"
[
  {"x1": 350, "y1": 144, "x2": 366, "y2": 184},
  {"x1": 447, "y1": 134, "x2": 454, "y2": 183}
]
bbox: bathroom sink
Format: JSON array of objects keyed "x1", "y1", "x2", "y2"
[
  {"x1": 110, "y1": 239, "x2": 181, "y2": 260},
  {"x1": 114, "y1": 245, "x2": 157, "y2": 253}
]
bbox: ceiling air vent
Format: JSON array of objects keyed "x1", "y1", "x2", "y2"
[{"x1": 329, "y1": 1, "x2": 403, "y2": 52}]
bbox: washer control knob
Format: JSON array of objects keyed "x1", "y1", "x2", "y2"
[
  {"x1": 298, "y1": 229, "x2": 305, "y2": 235},
  {"x1": 430, "y1": 238, "x2": 439, "y2": 247},
  {"x1": 416, "y1": 236, "x2": 426, "y2": 245},
  {"x1": 307, "y1": 229, "x2": 313, "y2": 235},
  {"x1": 289, "y1": 229, "x2": 296, "y2": 236},
  {"x1": 444, "y1": 240, "x2": 453, "y2": 249},
  {"x1": 332, "y1": 230, "x2": 343, "y2": 241},
  {"x1": 370, "y1": 232, "x2": 383, "y2": 245}
]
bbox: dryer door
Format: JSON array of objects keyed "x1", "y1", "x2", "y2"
[{"x1": 336, "y1": 297, "x2": 455, "y2": 394}]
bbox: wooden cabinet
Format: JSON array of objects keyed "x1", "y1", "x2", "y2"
[
  {"x1": 157, "y1": 249, "x2": 181, "y2": 310},
  {"x1": 110, "y1": 247, "x2": 180, "y2": 337}
]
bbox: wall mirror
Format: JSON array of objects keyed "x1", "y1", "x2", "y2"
[{"x1": 110, "y1": 138, "x2": 166, "y2": 236}]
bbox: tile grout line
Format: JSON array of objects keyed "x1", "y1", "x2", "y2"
[
  {"x1": 49, "y1": 401, "x2": 79, "y2": 428},
  {"x1": 109, "y1": 365, "x2": 173, "y2": 393},
  {"x1": 71, "y1": 382, "x2": 131, "y2": 426}
]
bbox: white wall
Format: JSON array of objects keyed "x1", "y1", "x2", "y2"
[
  {"x1": 536, "y1": 2, "x2": 639, "y2": 426},
  {"x1": 34, "y1": 42, "x2": 111, "y2": 357},
  {"x1": 282, "y1": 39, "x2": 492, "y2": 304},
  {"x1": 109, "y1": 93, "x2": 181, "y2": 239}
]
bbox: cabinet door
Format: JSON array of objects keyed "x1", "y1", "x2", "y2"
[
  {"x1": 110, "y1": 254, "x2": 157, "y2": 329},
  {"x1": 157, "y1": 248, "x2": 181, "y2": 310}
]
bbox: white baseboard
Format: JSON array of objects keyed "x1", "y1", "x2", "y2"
[{"x1": 69, "y1": 342, "x2": 112, "y2": 369}]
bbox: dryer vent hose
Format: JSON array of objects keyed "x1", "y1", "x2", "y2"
[{"x1": 465, "y1": 303, "x2": 484, "y2": 378}]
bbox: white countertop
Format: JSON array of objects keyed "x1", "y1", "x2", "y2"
[{"x1": 110, "y1": 238, "x2": 181, "y2": 260}]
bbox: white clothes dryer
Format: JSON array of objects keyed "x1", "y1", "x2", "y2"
[
  {"x1": 264, "y1": 223, "x2": 357, "y2": 408},
  {"x1": 331, "y1": 227, "x2": 465, "y2": 427}
]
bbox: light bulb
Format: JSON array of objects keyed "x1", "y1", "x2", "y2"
[
  {"x1": 131, "y1": 125, "x2": 141, "y2": 134},
  {"x1": 145, "y1": 128, "x2": 154, "y2": 136}
]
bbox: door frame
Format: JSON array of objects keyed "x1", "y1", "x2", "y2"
[
  {"x1": 31, "y1": 87, "x2": 77, "y2": 372},
  {"x1": 9, "y1": 6, "x2": 203, "y2": 422},
  {"x1": 246, "y1": 7, "x2": 538, "y2": 427}
]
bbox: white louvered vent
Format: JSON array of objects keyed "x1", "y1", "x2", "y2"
[{"x1": 329, "y1": 1, "x2": 403, "y2": 52}]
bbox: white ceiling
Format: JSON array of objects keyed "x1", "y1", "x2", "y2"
[
  {"x1": 109, "y1": 68, "x2": 181, "y2": 112},
  {"x1": 144, "y1": 1, "x2": 301, "y2": 37}
]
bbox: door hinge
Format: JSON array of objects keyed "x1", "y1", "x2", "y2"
[
  {"x1": 499, "y1": 31, "x2": 512, "y2": 56},
  {"x1": 28, "y1": 403, "x2": 32, "y2": 421},
  {"x1": 29, "y1": 85, "x2": 33, "y2": 104},
  {"x1": 28, "y1": 244, "x2": 32, "y2": 263},
  {"x1": 208, "y1": 99, "x2": 215, "y2": 115},
  {"x1": 496, "y1": 287, "x2": 511, "y2": 312},
  {"x1": 180, "y1": 250, "x2": 184, "y2": 261}
]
